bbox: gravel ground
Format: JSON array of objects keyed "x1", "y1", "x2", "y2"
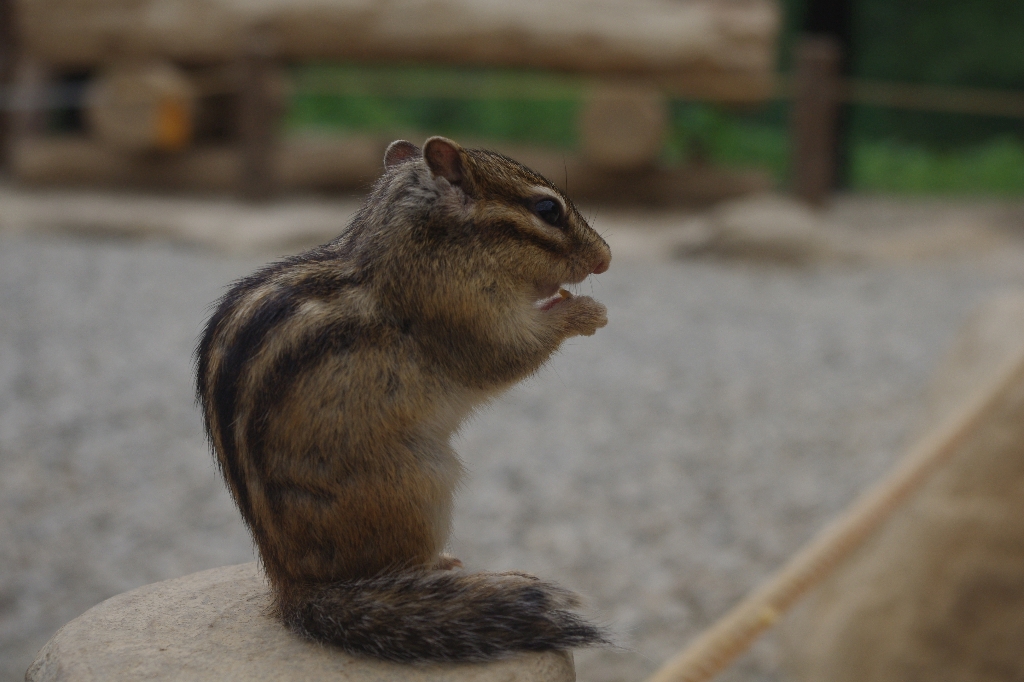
[{"x1": 2, "y1": 197, "x2": 1024, "y2": 681}]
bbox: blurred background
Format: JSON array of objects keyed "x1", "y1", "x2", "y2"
[
  {"x1": 5, "y1": 0, "x2": 1024, "y2": 198},
  {"x1": 276, "y1": 0, "x2": 1024, "y2": 196},
  {"x1": 2, "y1": 1, "x2": 1024, "y2": 681}
]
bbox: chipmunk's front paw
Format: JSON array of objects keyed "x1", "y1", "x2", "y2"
[
  {"x1": 559, "y1": 293, "x2": 608, "y2": 337},
  {"x1": 433, "y1": 554, "x2": 464, "y2": 571}
]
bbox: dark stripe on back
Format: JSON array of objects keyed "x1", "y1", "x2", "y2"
[
  {"x1": 196, "y1": 285, "x2": 255, "y2": 505},
  {"x1": 196, "y1": 258, "x2": 302, "y2": 410},
  {"x1": 208, "y1": 286, "x2": 301, "y2": 523},
  {"x1": 244, "y1": 317, "x2": 368, "y2": 515},
  {"x1": 262, "y1": 474, "x2": 338, "y2": 517},
  {"x1": 198, "y1": 254, "x2": 363, "y2": 524}
]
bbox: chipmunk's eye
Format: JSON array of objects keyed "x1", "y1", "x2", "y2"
[{"x1": 534, "y1": 199, "x2": 562, "y2": 226}]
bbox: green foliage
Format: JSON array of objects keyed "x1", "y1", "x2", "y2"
[
  {"x1": 287, "y1": 64, "x2": 580, "y2": 149},
  {"x1": 851, "y1": 0, "x2": 1024, "y2": 88},
  {"x1": 849, "y1": 136, "x2": 1024, "y2": 194},
  {"x1": 289, "y1": 93, "x2": 579, "y2": 149},
  {"x1": 665, "y1": 102, "x2": 790, "y2": 181},
  {"x1": 839, "y1": 0, "x2": 1024, "y2": 191}
]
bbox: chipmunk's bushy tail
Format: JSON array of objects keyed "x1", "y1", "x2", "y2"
[{"x1": 279, "y1": 570, "x2": 609, "y2": 662}]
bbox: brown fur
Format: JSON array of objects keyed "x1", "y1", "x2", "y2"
[{"x1": 196, "y1": 137, "x2": 611, "y2": 661}]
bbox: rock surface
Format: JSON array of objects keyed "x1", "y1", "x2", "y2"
[
  {"x1": 26, "y1": 563, "x2": 575, "y2": 682},
  {"x1": 22, "y1": 0, "x2": 778, "y2": 101},
  {"x1": 686, "y1": 194, "x2": 827, "y2": 264}
]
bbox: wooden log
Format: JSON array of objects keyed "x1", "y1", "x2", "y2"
[
  {"x1": 279, "y1": 134, "x2": 383, "y2": 190},
  {"x1": 10, "y1": 136, "x2": 241, "y2": 190},
  {"x1": 790, "y1": 35, "x2": 841, "y2": 206},
  {"x1": 578, "y1": 82, "x2": 668, "y2": 171},
  {"x1": 9, "y1": 135, "x2": 770, "y2": 206},
  {"x1": 9, "y1": 135, "x2": 385, "y2": 191},
  {"x1": 237, "y1": 32, "x2": 284, "y2": 201},
  {"x1": 84, "y1": 61, "x2": 197, "y2": 153},
  {"x1": 8, "y1": 56, "x2": 46, "y2": 138},
  {"x1": 18, "y1": 0, "x2": 780, "y2": 103}
]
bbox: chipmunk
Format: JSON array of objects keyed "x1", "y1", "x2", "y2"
[{"x1": 196, "y1": 136, "x2": 612, "y2": 662}]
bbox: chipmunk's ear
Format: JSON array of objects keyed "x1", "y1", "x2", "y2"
[
  {"x1": 423, "y1": 136, "x2": 466, "y2": 187},
  {"x1": 384, "y1": 140, "x2": 421, "y2": 171}
]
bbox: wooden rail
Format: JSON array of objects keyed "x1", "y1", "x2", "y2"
[{"x1": 774, "y1": 74, "x2": 1024, "y2": 119}]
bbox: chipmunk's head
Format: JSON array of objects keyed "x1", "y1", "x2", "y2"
[{"x1": 383, "y1": 137, "x2": 610, "y2": 308}]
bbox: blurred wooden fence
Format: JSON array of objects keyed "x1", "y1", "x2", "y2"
[{"x1": 1, "y1": 4, "x2": 1023, "y2": 204}]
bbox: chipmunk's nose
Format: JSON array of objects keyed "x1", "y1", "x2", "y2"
[{"x1": 591, "y1": 241, "x2": 611, "y2": 274}]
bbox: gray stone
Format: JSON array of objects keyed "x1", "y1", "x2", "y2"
[
  {"x1": 26, "y1": 563, "x2": 575, "y2": 682},
  {"x1": 682, "y1": 194, "x2": 827, "y2": 264}
]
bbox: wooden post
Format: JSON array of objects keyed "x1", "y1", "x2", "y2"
[
  {"x1": 0, "y1": 0, "x2": 17, "y2": 166},
  {"x1": 237, "y1": 30, "x2": 280, "y2": 201},
  {"x1": 790, "y1": 35, "x2": 842, "y2": 206},
  {"x1": 10, "y1": 59, "x2": 48, "y2": 138}
]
